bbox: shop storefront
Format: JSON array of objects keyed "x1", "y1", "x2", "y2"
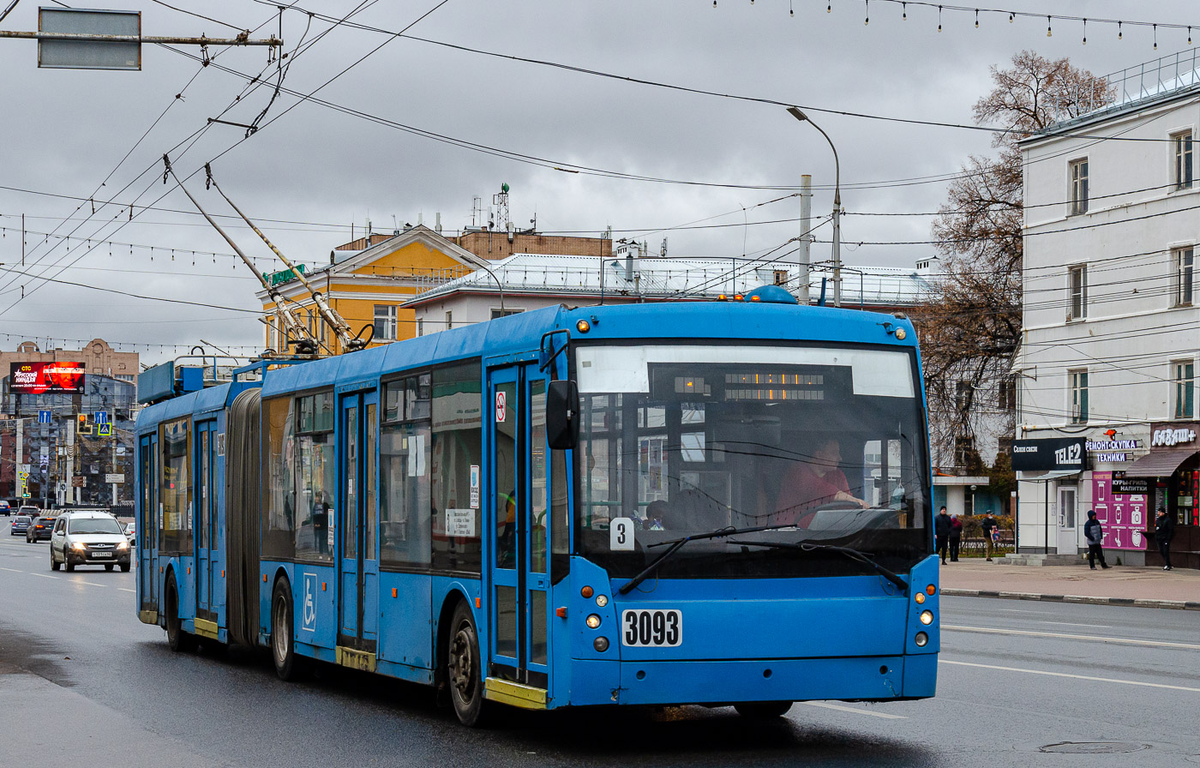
[
  {"x1": 1122, "y1": 423, "x2": 1200, "y2": 570},
  {"x1": 1013, "y1": 437, "x2": 1087, "y2": 556}
]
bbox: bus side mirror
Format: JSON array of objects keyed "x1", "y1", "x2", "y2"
[{"x1": 546, "y1": 380, "x2": 580, "y2": 450}]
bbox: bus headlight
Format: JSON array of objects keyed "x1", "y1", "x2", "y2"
[
  {"x1": 593, "y1": 637, "x2": 609, "y2": 652},
  {"x1": 915, "y1": 592, "x2": 925, "y2": 604},
  {"x1": 595, "y1": 595, "x2": 609, "y2": 608},
  {"x1": 586, "y1": 614, "x2": 602, "y2": 629},
  {"x1": 919, "y1": 610, "x2": 934, "y2": 625},
  {"x1": 914, "y1": 632, "x2": 928, "y2": 647}
]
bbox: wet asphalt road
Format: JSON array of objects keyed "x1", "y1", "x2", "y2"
[{"x1": 1, "y1": 534, "x2": 1198, "y2": 768}]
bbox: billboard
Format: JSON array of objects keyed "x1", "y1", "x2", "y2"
[{"x1": 9, "y1": 362, "x2": 86, "y2": 394}]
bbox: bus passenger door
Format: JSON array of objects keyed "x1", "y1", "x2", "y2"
[
  {"x1": 488, "y1": 362, "x2": 552, "y2": 698},
  {"x1": 338, "y1": 391, "x2": 379, "y2": 662},
  {"x1": 138, "y1": 434, "x2": 158, "y2": 620},
  {"x1": 195, "y1": 420, "x2": 216, "y2": 621}
]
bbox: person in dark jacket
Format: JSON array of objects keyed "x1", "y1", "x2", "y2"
[
  {"x1": 948, "y1": 515, "x2": 962, "y2": 562},
  {"x1": 1155, "y1": 506, "x2": 1175, "y2": 571},
  {"x1": 1083, "y1": 510, "x2": 1108, "y2": 570},
  {"x1": 980, "y1": 512, "x2": 999, "y2": 561},
  {"x1": 935, "y1": 506, "x2": 951, "y2": 564}
]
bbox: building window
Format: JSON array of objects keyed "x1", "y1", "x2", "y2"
[
  {"x1": 1174, "y1": 131, "x2": 1194, "y2": 190},
  {"x1": 490, "y1": 308, "x2": 524, "y2": 319},
  {"x1": 955, "y1": 381, "x2": 974, "y2": 412},
  {"x1": 445, "y1": 311, "x2": 453, "y2": 331},
  {"x1": 773, "y1": 270, "x2": 788, "y2": 286},
  {"x1": 1173, "y1": 247, "x2": 1194, "y2": 306},
  {"x1": 1069, "y1": 265, "x2": 1087, "y2": 320},
  {"x1": 1069, "y1": 159, "x2": 1089, "y2": 214},
  {"x1": 998, "y1": 379, "x2": 1016, "y2": 410},
  {"x1": 1069, "y1": 369, "x2": 1089, "y2": 424},
  {"x1": 373, "y1": 304, "x2": 398, "y2": 341},
  {"x1": 953, "y1": 435, "x2": 976, "y2": 469},
  {"x1": 416, "y1": 318, "x2": 424, "y2": 337},
  {"x1": 1175, "y1": 360, "x2": 1195, "y2": 419}
]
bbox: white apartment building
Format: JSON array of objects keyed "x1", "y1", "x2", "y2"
[{"x1": 1014, "y1": 52, "x2": 1200, "y2": 568}]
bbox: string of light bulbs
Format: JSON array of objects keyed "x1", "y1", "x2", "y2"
[{"x1": 724, "y1": 0, "x2": 1196, "y2": 49}]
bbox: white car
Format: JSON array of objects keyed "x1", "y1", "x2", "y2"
[{"x1": 49, "y1": 511, "x2": 131, "y2": 572}]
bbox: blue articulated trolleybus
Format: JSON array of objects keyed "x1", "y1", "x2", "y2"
[{"x1": 135, "y1": 288, "x2": 939, "y2": 725}]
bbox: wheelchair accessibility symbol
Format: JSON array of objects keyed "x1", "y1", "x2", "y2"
[{"x1": 302, "y1": 573, "x2": 317, "y2": 632}]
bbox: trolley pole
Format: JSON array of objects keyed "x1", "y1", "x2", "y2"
[{"x1": 799, "y1": 174, "x2": 812, "y2": 305}]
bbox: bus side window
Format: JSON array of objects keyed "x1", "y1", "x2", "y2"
[
  {"x1": 381, "y1": 374, "x2": 433, "y2": 566},
  {"x1": 431, "y1": 362, "x2": 482, "y2": 573}
]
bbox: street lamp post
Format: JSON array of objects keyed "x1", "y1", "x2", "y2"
[{"x1": 787, "y1": 107, "x2": 842, "y2": 307}]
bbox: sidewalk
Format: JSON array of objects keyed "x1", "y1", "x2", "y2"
[{"x1": 939, "y1": 559, "x2": 1200, "y2": 610}]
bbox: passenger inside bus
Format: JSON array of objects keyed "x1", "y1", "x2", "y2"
[{"x1": 773, "y1": 437, "x2": 869, "y2": 527}]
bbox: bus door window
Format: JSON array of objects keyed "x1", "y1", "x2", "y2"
[
  {"x1": 493, "y1": 379, "x2": 519, "y2": 662},
  {"x1": 529, "y1": 379, "x2": 548, "y2": 667}
]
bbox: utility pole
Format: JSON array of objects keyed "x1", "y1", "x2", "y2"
[
  {"x1": 65, "y1": 417, "x2": 75, "y2": 506},
  {"x1": 799, "y1": 174, "x2": 812, "y2": 305}
]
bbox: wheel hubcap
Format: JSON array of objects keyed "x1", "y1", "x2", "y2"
[
  {"x1": 273, "y1": 596, "x2": 288, "y2": 662},
  {"x1": 450, "y1": 626, "x2": 474, "y2": 698}
]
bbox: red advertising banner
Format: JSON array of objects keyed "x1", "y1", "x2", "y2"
[{"x1": 9, "y1": 362, "x2": 86, "y2": 394}]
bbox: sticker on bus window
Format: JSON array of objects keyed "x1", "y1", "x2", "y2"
[
  {"x1": 621, "y1": 609, "x2": 682, "y2": 647},
  {"x1": 469, "y1": 465, "x2": 480, "y2": 509},
  {"x1": 610, "y1": 517, "x2": 635, "y2": 551},
  {"x1": 446, "y1": 508, "x2": 475, "y2": 537}
]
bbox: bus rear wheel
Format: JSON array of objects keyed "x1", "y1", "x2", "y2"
[
  {"x1": 734, "y1": 701, "x2": 793, "y2": 719},
  {"x1": 271, "y1": 578, "x2": 308, "y2": 681},
  {"x1": 165, "y1": 574, "x2": 196, "y2": 653},
  {"x1": 447, "y1": 601, "x2": 487, "y2": 727}
]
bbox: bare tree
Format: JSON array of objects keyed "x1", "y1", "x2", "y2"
[{"x1": 919, "y1": 51, "x2": 1113, "y2": 474}]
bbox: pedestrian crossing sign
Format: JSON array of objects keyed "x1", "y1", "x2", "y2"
[{"x1": 97, "y1": 423, "x2": 113, "y2": 437}]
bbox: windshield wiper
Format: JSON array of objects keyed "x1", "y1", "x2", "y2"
[
  {"x1": 618, "y1": 522, "x2": 807, "y2": 595},
  {"x1": 728, "y1": 539, "x2": 908, "y2": 594}
]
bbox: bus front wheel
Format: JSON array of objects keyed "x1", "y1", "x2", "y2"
[
  {"x1": 165, "y1": 574, "x2": 196, "y2": 653},
  {"x1": 447, "y1": 601, "x2": 487, "y2": 727},
  {"x1": 734, "y1": 701, "x2": 793, "y2": 719},
  {"x1": 271, "y1": 578, "x2": 308, "y2": 681}
]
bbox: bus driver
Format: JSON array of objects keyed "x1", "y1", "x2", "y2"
[{"x1": 773, "y1": 437, "x2": 868, "y2": 526}]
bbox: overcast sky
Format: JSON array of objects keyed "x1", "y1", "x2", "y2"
[{"x1": 1, "y1": 0, "x2": 1195, "y2": 366}]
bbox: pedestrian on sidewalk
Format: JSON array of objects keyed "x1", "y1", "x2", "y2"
[
  {"x1": 1083, "y1": 510, "x2": 1108, "y2": 570},
  {"x1": 980, "y1": 512, "x2": 999, "y2": 561},
  {"x1": 935, "y1": 506, "x2": 951, "y2": 564},
  {"x1": 1155, "y1": 506, "x2": 1175, "y2": 571},
  {"x1": 948, "y1": 515, "x2": 962, "y2": 562}
]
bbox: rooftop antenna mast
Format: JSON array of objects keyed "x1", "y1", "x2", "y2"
[
  {"x1": 202, "y1": 163, "x2": 367, "y2": 353},
  {"x1": 163, "y1": 155, "x2": 317, "y2": 356}
]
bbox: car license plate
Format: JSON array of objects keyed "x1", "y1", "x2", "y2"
[
  {"x1": 621, "y1": 609, "x2": 682, "y2": 647},
  {"x1": 90, "y1": 552, "x2": 113, "y2": 558}
]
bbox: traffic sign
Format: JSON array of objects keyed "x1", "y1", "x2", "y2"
[
  {"x1": 38, "y1": 410, "x2": 51, "y2": 424},
  {"x1": 97, "y1": 423, "x2": 112, "y2": 437},
  {"x1": 95, "y1": 411, "x2": 109, "y2": 425},
  {"x1": 105, "y1": 473, "x2": 125, "y2": 484}
]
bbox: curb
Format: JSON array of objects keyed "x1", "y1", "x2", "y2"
[{"x1": 941, "y1": 588, "x2": 1200, "y2": 611}]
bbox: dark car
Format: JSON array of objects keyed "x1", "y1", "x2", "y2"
[
  {"x1": 0, "y1": 500, "x2": 10, "y2": 516},
  {"x1": 26, "y1": 515, "x2": 56, "y2": 543},
  {"x1": 10, "y1": 515, "x2": 32, "y2": 536}
]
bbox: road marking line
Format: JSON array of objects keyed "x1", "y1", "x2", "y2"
[
  {"x1": 78, "y1": 581, "x2": 106, "y2": 587},
  {"x1": 118, "y1": 587, "x2": 136, "y2": 593},
  {"x1": 0, "y1": 567, "x2": 24, "y2": 573},
  {"x1": 29, "y1": 572, "x2": 57, "y2": 579},
  {"x1": 941, "y1": 660, "x2": 1200, "y2": 693},
  {"x1": 944, "y1": 624, "x2": 1200, "y2": 650},
  {"x1": 802, "y1": 702, "x2": 907, "y2": 719}
]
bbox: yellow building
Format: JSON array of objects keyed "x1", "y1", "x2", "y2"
[{"x1": 255, "y1": 225, "x2": 488, "y2": 355}]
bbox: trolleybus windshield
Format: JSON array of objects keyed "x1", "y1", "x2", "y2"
[{"x1": 575, "y1": 343, "x2": 931, "y2": 581}]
